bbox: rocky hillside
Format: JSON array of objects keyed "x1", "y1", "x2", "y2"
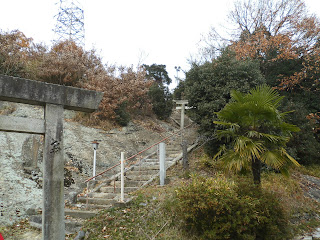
[{"x1": 0, "y1": 101, "x2": 197, "y2": 226}]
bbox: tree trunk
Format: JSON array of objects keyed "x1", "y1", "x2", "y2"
[{"x1": 251, "y1": 158, "x2": 261, "y2": 185}]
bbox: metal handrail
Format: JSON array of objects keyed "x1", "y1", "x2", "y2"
[{"x1": 84, "y1": 123, "x2": 194, "y2": 183}]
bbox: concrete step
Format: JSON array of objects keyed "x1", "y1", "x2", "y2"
[
  {"x1": 100, "y1": 186, "x2": 138, "y2": 193},
  {"x1": 132, "y1": 161, "x2": 174, "y2": 169},
  {"x1": 108, "y1": 180, "x2": 148, "y2": 188},
  {"x1": 168, "y1": 154, "x2": 180, "y2": 158},
  {"x1": 168, "y1": 144, "x2": 181, "y2": 148},
  {"x1": 167, "y1": 152, "x2": 180, "y2": 155},
  {"x1": 87, "y1": 192, "x2": 119, "y2": 198},
  {"x1": 140, "y1": 161, "x2": 159, "y2": 166},
  {"x1": 126, "y1": 174, "x2": 154, "y2": 181},
  {"x1": 142, "y1": 159, "x2": 175, "y2": 164},
  {"x1": 167, "y1": 148, "x2": 179, "y2": 152},
  {"x1": 126, "y1": 170, "x2": 159, "y2": 176},
  {"x1": 65, "y1": 209, "x2": 98, "y2": 219},
  {"x1": 132, "y1": 165, "x2": 159, "y2": 171},
  {"x1": 77, "y1": 197, "x2": 115, "y2": 205},
  {"x1": 69, "y1": 203, "x2": 112, "y2": 210},
  {"x1": 167, "y1": 144, "x2": 180, "y2": 148},
  {"x1": 144, "y1": 158, "x2": 159, "y2": 163},
  {"x1": 168, "y1": 153, "x2": 180, "y2": 158},
  {"x1": 87, "y1": 192, "x2": 130, "y2": 202},
  {"x1": 29, "y1": 215, "x2": 84, "y2": 234}
]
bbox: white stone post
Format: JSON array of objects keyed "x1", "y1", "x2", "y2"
[
  {"x1": 159, "y1": 142, "x2": 166, "y2": 186},
  {"x1": 120, "y1": 152, "x2": 125, "y2": 202},
  {"x1": 92, "y1": 141, "x2": 99, "y2": 180},
  {"x1": 93, "y1": 148, "x2": 97, "y2": 180}
]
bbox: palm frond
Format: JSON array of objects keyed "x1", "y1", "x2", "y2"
[
  {"x1": 246, "y1": 130, "x2": 263, "y2": 139},
  {"x1": 213, "y1": 144, "x2": 227, "y2": 161},
  {"x1": 261, "y1": 148, "x2": 300, "y2": 170},
  {"x1": 218, "y1": 150, "x2": 251, "y2": 172},
  {"x1": 215, "y1": 103, "x2": 244, "y2": 123},
  {"x1": 279, "y1": 148, "x2": 300, "y2": 167},
  {"x1": 213, "y1": 121, "x2": 233, "y2": 127},
  {"x1": 246, "y1": 131, "x2": 289, "y2": 143},
  {"x1": 214, "y1": 121, "x2": 240, "y2": 141},
  {"x1": 215, "y1": 129, "x2": 236, "y2": 142},
  {"x1": 249, "y1": 84, "x2": 284, "y2": 109},
  {"x1": 279, "y1": 122, "x2": 300, "y2": 133},
  {"x1": 234, "y1": 136, "x2": 249, "y2": 152},
  {"x1": 280, "y1": 110, "x2": 295, "y2": 119},
  {"x1": 243, "y1": 140, "x2": 264, "y2": 160},
  {"x1": 233, "y1": 137, "x2": 264, "y2": 161},
  {"x1": 230, "y1": 89, "x2": 245, "y2": 103},
  {"x1": 260, "y1": 150, "x2": 286, "y2": 169}
]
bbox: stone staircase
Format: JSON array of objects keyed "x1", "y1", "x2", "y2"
[
  {"x1": 29, "y1": 109, "x2": 198, "y2": 234},
  {"x1": 72, "y1": 140, "x2": 182, "y2": 211}
]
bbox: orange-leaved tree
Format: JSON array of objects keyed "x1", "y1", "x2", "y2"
[
  {"x1": 81, "y1": 65, "x2": 152, "y2": 125},
  {"x1": 0, "y1": 30, "x2": 154, "y2": 125},
  {"x1": 227, "y1": 0, "x2": 320, "y2": 91},
  {"x1": 0, "y1": 30, "x2": 33, "y2": 77}
]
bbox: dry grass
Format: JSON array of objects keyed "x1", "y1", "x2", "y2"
[
  {"x1": 80, "y1": 148, "x2": 320, "y2": 239},
  {"x1": 71, "y1": 112, "x2": 117, "y2": 131},
  {"x1": 2, "y1": 148, "x2": 320, "y2": 239}
]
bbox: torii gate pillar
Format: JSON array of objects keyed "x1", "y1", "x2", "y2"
[
  {"x1": 174, "y1": 100, "x2": 189, "y2": 130},
  {"x1": 0, "y1": 75, "x2": 103, "y2": 240}
]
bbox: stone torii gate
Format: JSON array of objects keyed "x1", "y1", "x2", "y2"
[
  {"x1": 0, "y1": 75, "x2": 103, "y2": 240},
  {"x1": 173, "y1": 100, "x2": 189, "y2": 130}
]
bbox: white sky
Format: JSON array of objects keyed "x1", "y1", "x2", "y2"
[{"x1": 0, "y1": 0, "x2": 319, "y2": 86}]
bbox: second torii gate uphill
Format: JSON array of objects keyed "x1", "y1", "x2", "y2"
[{"x1": 0, "y1": 75, "x2": 103, "y2": 240}]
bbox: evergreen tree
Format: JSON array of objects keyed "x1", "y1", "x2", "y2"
[{"x1": 184, "y1": 49, "x2": 265, "y2": 154}]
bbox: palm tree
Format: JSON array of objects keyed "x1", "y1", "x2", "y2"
[{"x1": 213, "y1": 85, "x2": 300, "y2": 184}]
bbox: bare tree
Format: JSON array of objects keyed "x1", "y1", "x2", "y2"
[{"x1": 229, "y1": 0, "x2": 306, "y2": 36}]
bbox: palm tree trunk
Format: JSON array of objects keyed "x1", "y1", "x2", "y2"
[{"x1": 251, "y1": 158, "x2": 261, "y2": 185}]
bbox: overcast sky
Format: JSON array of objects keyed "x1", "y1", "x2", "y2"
[{"x1": 1, "y1": 0, "x2": 320, "y2": 86}]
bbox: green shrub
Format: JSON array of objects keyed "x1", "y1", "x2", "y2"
[
  {"x1": 114, "y1": 101, "x2": 130, "y2": 126},
  {"x1": 236, "y1": 179, "x2": 291, "y2": 239},
  {"x1": 174, "y1": 175, "x2": 291, "y2": 240},
  {"x1": 184, "y1": 49, "x2": 265, "y2": 146}
]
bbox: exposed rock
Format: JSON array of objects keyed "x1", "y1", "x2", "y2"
[
  {"x1": 300, "y1": 174, "x2": 320, "y2": 202},
  {"x1": 67, "y1": 192, "x2": 78, "y2": 205},
  {"x1": 0, "y1": 101, "x2": 183, "y2": 225},
  {"x1": 74, "y1": 230, "x2": 85, "y2": 240},
  {"x1": 293, "y1": 174, "x2": 320, "y2": 239},
  {"x1": 0, "y1": 131, "x2": 43, "y2": 225}
]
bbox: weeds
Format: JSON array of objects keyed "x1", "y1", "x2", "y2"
[
  {"x1": 300, "y1": 164, "x2": 320, "y2": 178},
  {"x1": 82, "y1": 186, "x2": 187, "y2": 240},
  {"x1": 79, "y1": 148, "x2": 320, "y2": 239},
  {"x1": 3, "y1": 148, "x2": 319, "y2": 239}
]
